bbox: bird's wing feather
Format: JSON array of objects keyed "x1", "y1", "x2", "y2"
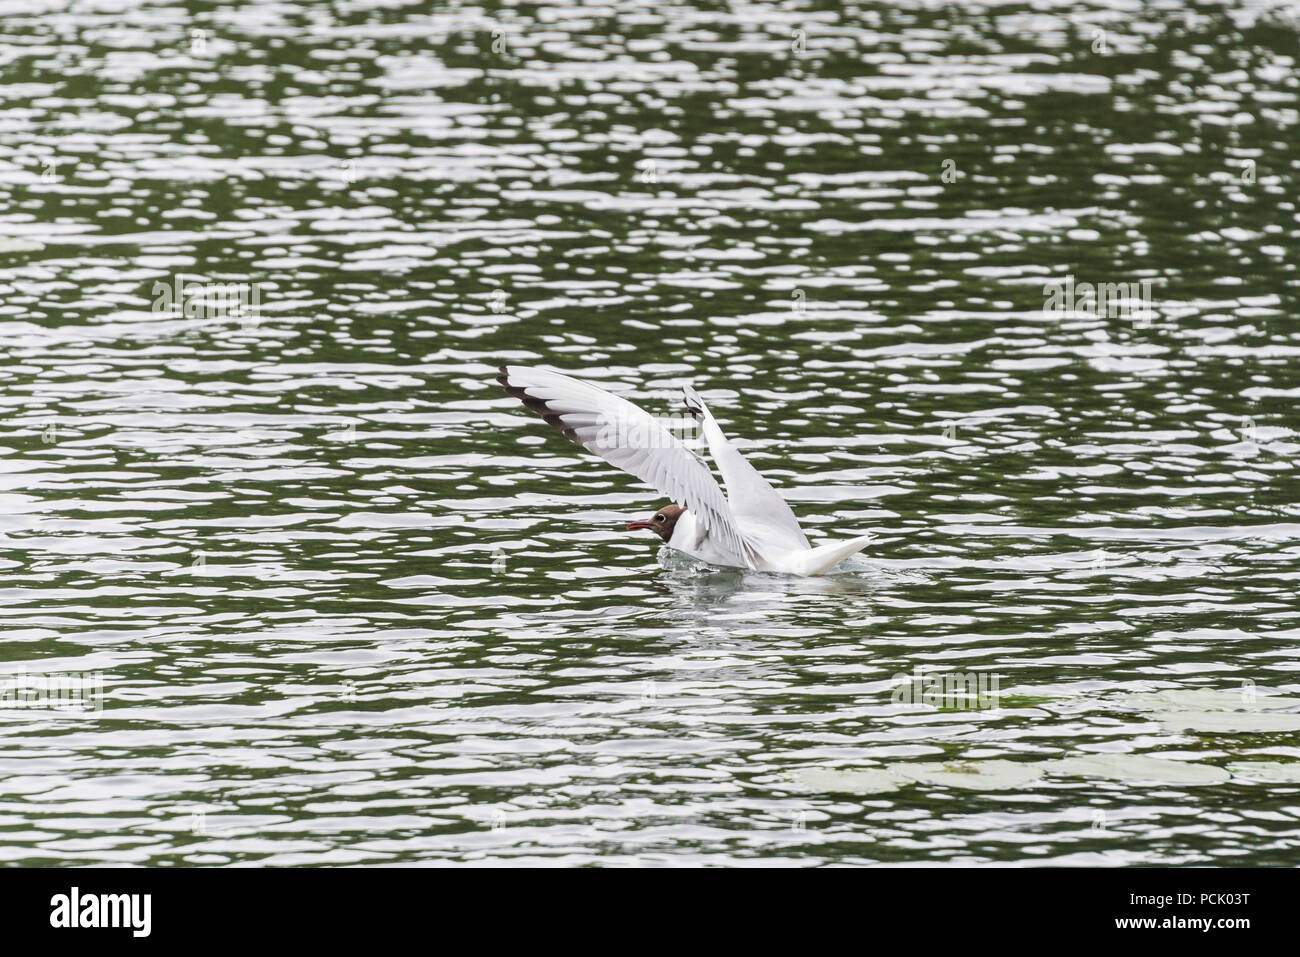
[
  {"x1": 682, "y1": 384, "x2": 810, "y2": 555},
  {"x1": 498, "y1": 366, "x2": 755, "y2": 564}
]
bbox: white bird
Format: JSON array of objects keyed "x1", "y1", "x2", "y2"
[{"x1": 498, "y1": 365, "x2": 872, "y2": 576}]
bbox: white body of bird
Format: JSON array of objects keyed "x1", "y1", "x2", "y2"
[{"x1": 670, "y1": 507, "x2": 873, "y2": 576}]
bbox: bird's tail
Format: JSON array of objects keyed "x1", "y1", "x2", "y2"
[{"x1": 786, "y1": 534, "x2": 873, "y2": 577}]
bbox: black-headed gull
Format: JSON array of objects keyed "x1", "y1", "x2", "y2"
[{"x1": 498, "y1": 366, "x2": 872, "y2": 576}]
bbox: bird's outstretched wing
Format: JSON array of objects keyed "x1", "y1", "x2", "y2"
[
  {"x1": 682, "y1": 384, "x2": 810, "y2": 555},
  {"x1": 498, "y1": 365, "x2": 754, "y2": 564}
]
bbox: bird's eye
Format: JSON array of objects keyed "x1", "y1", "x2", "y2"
[{"x1": 654, "y1": 514, "x2": 665, "y2": 522}]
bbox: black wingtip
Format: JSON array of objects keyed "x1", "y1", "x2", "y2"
[
  {"x1": 498, "y1": 368, "x2": 582, "y2": 447},
  {"x1": 682, "y1": 389, "x2": 704, "y2": 421}
]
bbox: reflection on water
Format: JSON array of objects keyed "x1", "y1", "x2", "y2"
[{"x1": 1, "y1": 0, "x2": 1299, "y2": 865}]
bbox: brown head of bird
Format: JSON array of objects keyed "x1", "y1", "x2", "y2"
[{"x1": 625, "y1": 504, "x2": 685, "y2": 543}]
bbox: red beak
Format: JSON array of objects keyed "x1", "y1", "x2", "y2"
[{"x1": 626, "y1": 520, "x2": 654, "y2": 531}]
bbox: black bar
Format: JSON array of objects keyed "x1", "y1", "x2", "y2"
[{"x1": 0, "y1": 867, "x2": 1287, "y2": 944}]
